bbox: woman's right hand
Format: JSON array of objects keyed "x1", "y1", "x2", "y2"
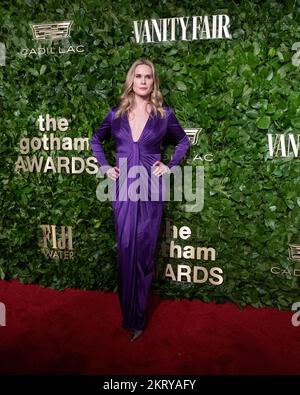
[{"x1": 106, "y1": 166, "x2": 120, "y2": 180}]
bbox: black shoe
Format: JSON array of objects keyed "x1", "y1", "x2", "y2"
[{"x1": 130, "y1": 330, "x2": 143, "y2": 342}]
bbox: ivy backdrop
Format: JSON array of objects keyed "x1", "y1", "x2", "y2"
[{"x1": 1, "y1": 0, "x2": 300, "y2": 309}]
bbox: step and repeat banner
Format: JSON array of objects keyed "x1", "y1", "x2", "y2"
[{"x1": 1, "y1": 0, "x2": 300, "y2": 309}]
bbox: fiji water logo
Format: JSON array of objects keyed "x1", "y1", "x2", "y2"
[{"x1": 40, "y1": 224, "x2": 74, "y2": 260}]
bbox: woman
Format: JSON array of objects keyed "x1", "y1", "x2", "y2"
[{"x1": 90, "y1": 59, "x2": 190, "y2": 342}]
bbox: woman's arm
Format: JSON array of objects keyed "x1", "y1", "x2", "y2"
[
  {"x1": 90, "y1": 109, "x2": 113, "y2": 174},
  {"x1": 166, "y1": 108, "x2": 190, "y2": 170}
]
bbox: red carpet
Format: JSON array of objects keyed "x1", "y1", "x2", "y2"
[{"x1": 0, "y1": 279, "x2": 299, "y2": 375}]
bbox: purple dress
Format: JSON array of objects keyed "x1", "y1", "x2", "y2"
[{"x1": 90, "y1": 106, "x2": 190, "y2": 332}]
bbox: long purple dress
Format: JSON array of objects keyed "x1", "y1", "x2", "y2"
[{"x1": 90, "y1": 106, "x2": 190, "y2": 332}]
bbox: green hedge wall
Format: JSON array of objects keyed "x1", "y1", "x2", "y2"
[{"x1": 1, "y1": 0, "x2": 300, "y2": 309}]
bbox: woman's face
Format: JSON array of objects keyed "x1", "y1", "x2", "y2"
[{"x1": 132, "y1": 64, "x2": 154, "y2": 98}]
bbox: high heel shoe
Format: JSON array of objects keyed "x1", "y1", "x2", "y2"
[{"x1": 130, "y1": 330, "x2": 143, "y2": 342}]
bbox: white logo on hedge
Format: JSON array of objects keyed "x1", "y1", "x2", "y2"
[
  {"x1": 292, "y1": 42, "x2": 300, "y2": 67},
  {"x1": 30, "y1": 21, "x2": 73, "y2": 41},
  {"x1": 270, "y1": 244, "x2": 300, "y2": 277},
  {"x1": 185, "y1": 129, "x2": 202, "y2": 146},
  {"x1": 161, "y1": 223, "x2": 223, "y2": 285},
  {"x1": 267, "y1": 134, "x2": 300, "y2": 158},
  {"x1": 40, "y1": 224, "x2": 74, "y2": 260},
  {"x1": 15, "y1": 114, "x2": 97, "y2": 175},
  {"x1": 20, "y1": 21, "x2": 84, "y2": 57},
  {"x1": 133, "y1": 15, "x2": 231, "y2": 44},
  {"x1": 271, "y1": 266, "x2": 300, "y2": 277},
  {"x1": 184, "y1": 128, "x2": 214, "y2": 162},
  {"x1": 0, "y1": 303, "x2": 6, "y2": 326},
  {"x1": 291, "y1": 302, "x2": 300, "y2": 327},
  {"x1": 289, "y1": 244, "x2": 300, "y2": 261},
  {"x1": 0, "y1": 42, "x2": 5, "y2": 66}
]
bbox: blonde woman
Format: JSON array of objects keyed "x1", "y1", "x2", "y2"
[{"x1": 90, "y1": 59, "x2": 190, "y2": 342}]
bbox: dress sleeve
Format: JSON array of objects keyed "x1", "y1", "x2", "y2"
[
  {"x1": 165, "y1": 108, "x2": 190, "y2": 170},
  {"x1": 90, "y1": 109, "x2": 113, "y2": 173}
]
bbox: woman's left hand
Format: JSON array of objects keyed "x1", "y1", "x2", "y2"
[{"x1": 152, "y1": 161, "x2": 171, "y2": 177}]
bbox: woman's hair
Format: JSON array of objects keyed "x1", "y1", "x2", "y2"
[{"x1": 115, "y1": 58, "x2": 165, "y2": 118}]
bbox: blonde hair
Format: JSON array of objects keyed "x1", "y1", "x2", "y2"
[{"x1": 115, "y1": 59, "x2": 165, "y2": 118}]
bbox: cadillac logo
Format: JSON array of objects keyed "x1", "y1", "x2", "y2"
[
  {"x1": 289, "y1": 244, "x2": 300, "y2": 262},
  {"x1": 184, "y1": 129, "x2": 202, "y2": 146},
  {"x1": 30, "y1": 21, "x2": 73, "y2": 41}
]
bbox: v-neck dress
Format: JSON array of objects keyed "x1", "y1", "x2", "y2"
[{"x1": 90, "y1": 106, "x2": 190, "y2": 331}]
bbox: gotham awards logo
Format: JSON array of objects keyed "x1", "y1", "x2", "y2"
[
  {"x1": 160, "y1": 222, "x2": 223, "y2": 285},
  {"x1": 292, "y1": 42, "x2": 300, "y2": 67},
  {"x1": 15, "y1": 113, "x2": 98, "y2": 175}
]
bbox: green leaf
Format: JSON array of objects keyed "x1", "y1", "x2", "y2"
[
  {"x1": 40, "y1": 65, "x2": 47, "y2": 75},
  {"x1": 268, "y1": 47, "x2": 276, "y2": 57},
  {"x1": 28, "y1": 68, "x2": 39, "y2": 77},
  {"x1": 246, "y1": 110, "x2": 259, "y2": 119},
  {"x1": 256, "y1": 116, "x2": 271, "y2": 129},
  {"x1": 175, "y1": 81, "x2": 187, "y2": 91}
]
